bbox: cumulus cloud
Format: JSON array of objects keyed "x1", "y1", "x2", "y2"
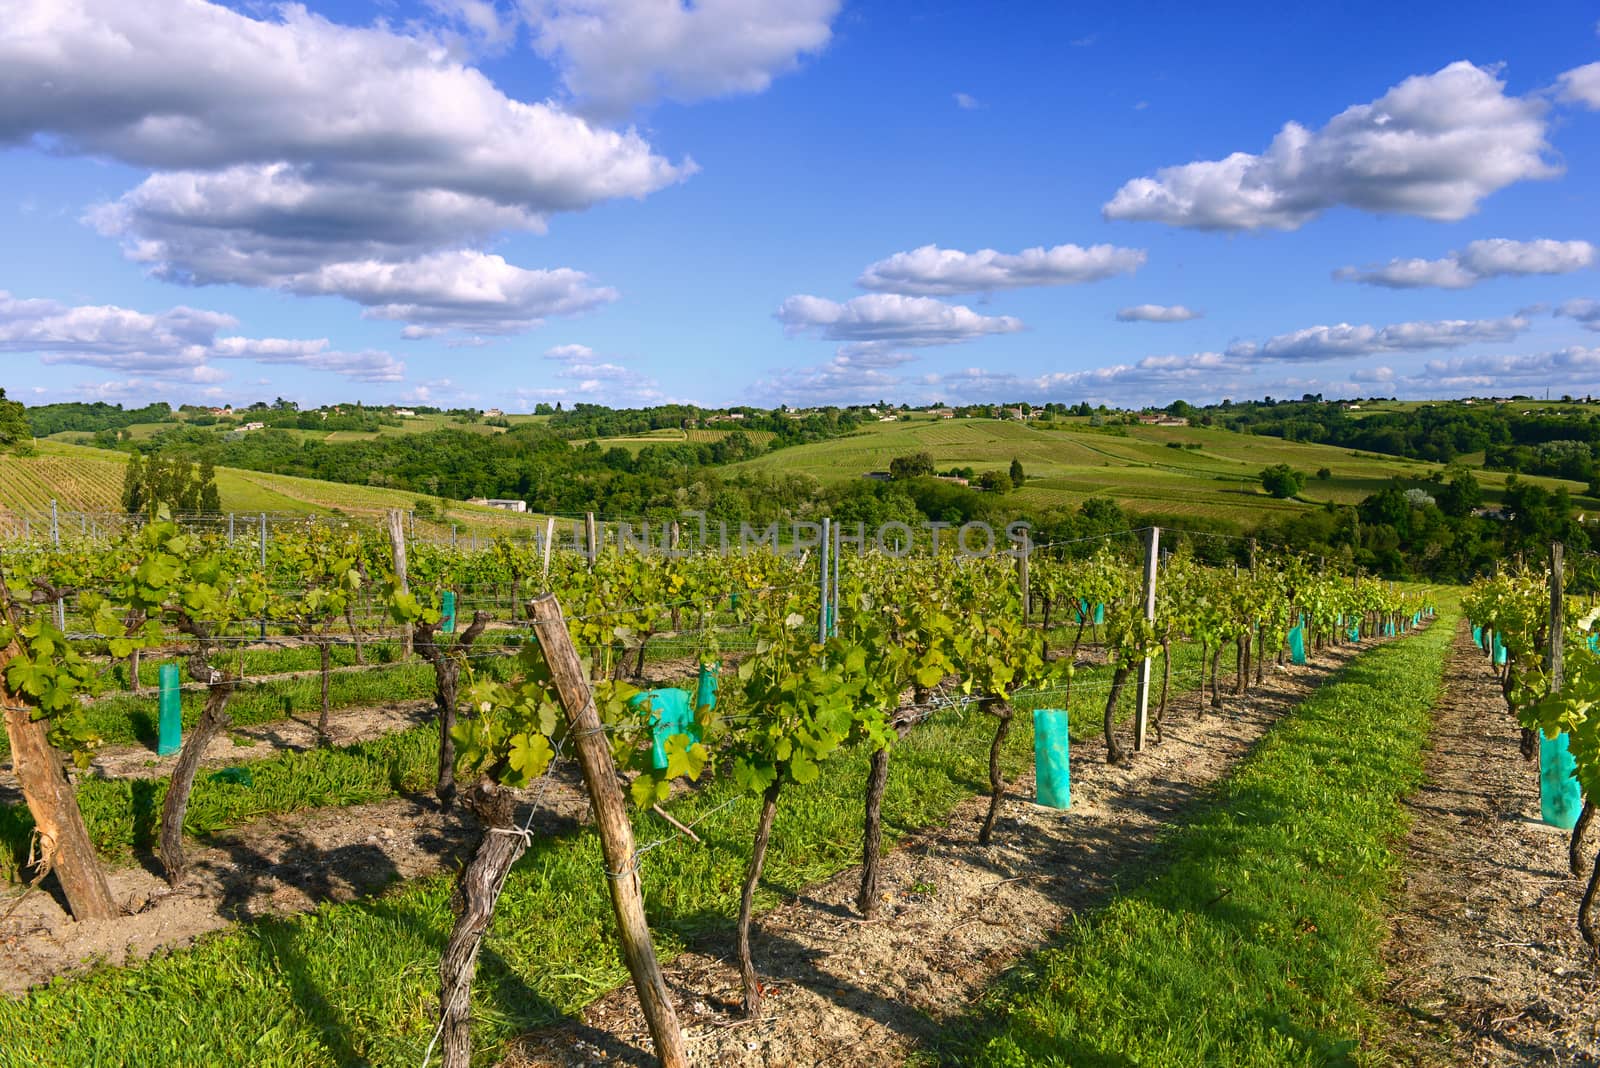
[
  {"x1": 2, "y1": 0, "x2": 688, "y2": 333},
  {"x1": 0, "y1": 290, "x2": 403, "y2": 383},
  {"x1": 1556, "y1": 299, "x2": 1600, "y2": 332},
  {"x1": 526, "y1": 341, "x2": 668, "y2": 404},
  {"x1": 1116, "y1": 304, "x2": 1202, "y2": 322},
  {"x1": 522, "y1": 0, "x2": 840, "y2": 116},
  {"x1": 1559, "y1": 62, "x2": 1600, "y2": 109},
  {"x1": 544, "y1": 343, "x2": 598, "y2": 360},
  {"x1": 1226, "y1": 316, "x2": 1528, "y2": 362},
  {"x1": 1104, "y1": 62, "x2": 1557, "y2": 230},
  {"x1": 776, "y1": 293, "x2": 1024, "y2": 356},
  {"x1": 954, "y1": 93, "x2": 981, "y2": 110},
  {"x1": 856, "y1": 243, "x2": 1145, "y2": 296},
  {"x1": 1335, "y1": 238, "x2": 1596, "y2": 289},
  {"x1": 1407, "y1": 347, "x2": 1600, "y2": 392}
]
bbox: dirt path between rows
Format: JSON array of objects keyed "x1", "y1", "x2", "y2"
[
  {"x1": 1383, "y1": 623, "x2": 1600, "y2": 1065},
  {"x1": 0, "y1": 656, "x2": 736, "y2": 995},
  {"x1": 505, "y1": 633, "x2": 1403, "y2": 1068},
  {"x1": 0, "y1": 760, "x2": 599, "y2": 996}
]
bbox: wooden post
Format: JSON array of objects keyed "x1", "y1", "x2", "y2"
[
  {"x1": 818, "y1": 518, "x2": 831, "y2": 644},
  {"x1": 528, "y1": 594, "x2": 688, "y2": 1068},
  {"x1": 389, "y1": 509, "x2": 412, "y2": 657},
  {"x1": 51, "y1": 499, "x2": 64, "y2": 631},
  {"x1": 0, "y1": 569, "x2": 117, "y2": 921},
  {"x1": 1133, "y1": 526, "x2": 1160, "y2": 751},
  {"x1": 1549, "y1": 542, "x2": 1565, "y2": 694},
  {"x1": 541, "y1": 516, "x2": 556, "y2": 586},
  {"x1": 1018, "y1": 531, "x2": 1031, "y2": 620},
  {"x1": 585, "y1": 512, "x2": 598, "y2": 568},
  {"x1": 258, "y1": 513, "x2": 268, "y2": 639}
]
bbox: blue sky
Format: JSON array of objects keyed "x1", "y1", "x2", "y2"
[{"x1": 3, "y1": 0, "x2": 1599, "y2": 411}]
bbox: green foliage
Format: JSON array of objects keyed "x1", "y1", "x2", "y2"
[
  {"x1": 1258, "y1": 463, "x2": 1304, "y2": 499},
  {"x1": 0, "y1": 387, "x2": 30, "y2": 451}
]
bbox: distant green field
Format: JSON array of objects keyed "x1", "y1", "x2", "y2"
[
  {"x1": 0, "y1": 442, "x2": 547, "y2": 536},
  {"x1": 733, "y1": 417, "x2": 1593, "y2": 522}
]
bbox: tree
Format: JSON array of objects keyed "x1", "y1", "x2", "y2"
[
  {"x1": 1260, "y1": 464, "x2": 1303, "y2": 499},
  {"x1": 0, "y1": 388, "x2": 29, "y2": 450},
  {"x1": 1009, "y1": 457, "x2": 1025, "y2": 488},
  {"x1": 1316, "y1": 467, "x2": 1332, "y2": 480},
  {"x1": 977, "y1": 470, "x2": 1011, "y2": 494},
  {"x1": 888, "y1": 451, "x2": 935, "y2": 480}
]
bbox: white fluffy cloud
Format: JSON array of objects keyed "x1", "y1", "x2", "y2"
[
  {"x1": 0, "y1": 291, "x2": 403, "y2": 383},
  {"x1": 1556, "y1": 299, "x2": 1600, "y2": 332},
  {"x1": 776, "y1": 294, "x2": 1024, "y2": 356},
  {"x1": 856, "y1": 243, "x2": 1145, "y2": 296},
  {"x1": 1226, "y1": 316, "x2": 1528, "y2": 362},
  {"x1": 2, "y1": 0, "x2": 689, "y2": 334},
  {"x1": 528, "y1": 341, "x2": 668, "y2": 404},
  {"x1": 1407, "y1": 347, "x2": 1600, "y2": 392},
  {"x1": 522, "y1": 0, "x2": 840, "y2": 116},
  {"x1": 1116, "y1": 304, "x2": 1202, "y2": 322},
  {"x1": 1104, "y1": 62, "x2": 1557, "y2": 230},
  {"x1": 1336, "y1": 238, "x2": 1596, "y2": 289},
  {"x1": 1559, "y1": 62, "x2": 1600, "y2": 109}
]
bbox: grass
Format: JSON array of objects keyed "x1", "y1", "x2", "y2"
[
  {"x1": 0, "y1": 645, "x2": 519, "y2": 763},
  {"x1": 731, "y1": 417, "x2": 1592, "y2": 524},
  {"x1": 1, "y1": 723, "x2": 443, "y2": 873},
  {"x1": 2, "y1": 441, "x2": 551, "y2": 537},
  {"x1": 0, "y1": 640, "x2": 1217, "y2": 1066},
  {"x1": 923, "y1": 611, "x2": 1453, "y2": 1067}
]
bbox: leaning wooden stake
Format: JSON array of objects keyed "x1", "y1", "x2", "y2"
[
  {"x1": 388, "y1": 509, "x2": 412, "y2": 657},
  {"x1": 0, "y1": 570, "x2": 117, "y2": 921},
  {"x1": 1132, "y1": 525, "x2": 1158, "y2": 750},
  {"x1": 529, "y1": 594, "x2": 688, "y2": 1068}
]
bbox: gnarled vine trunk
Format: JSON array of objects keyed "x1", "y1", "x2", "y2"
[
  {"x1": 979, "y1": 699, "x2": 1014, "y2": 844},
  {"x1": 1103, "y1": 664, "x2": 1133, "y2": 765},
  {"x1": 159, "y1": 681, "x2": 234, "y2": 884},
  {"x1": 1573, "y1": 801, "x2": 1596, "y2": 877},
  {"x1": 436, "y1": 780, "x2": 527, "y2": 1068},
  {"x1": 740, "y1": 778, "x2": 783, "y2": 1018},
  {"x1": 858, "y1": 709, "x2": 913, "y2": 917},
  {"x1": 416, "y1": 610, "x2": 490, "y2": 810}
]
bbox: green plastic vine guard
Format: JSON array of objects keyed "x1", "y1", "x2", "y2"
[
  {"x1": 440, "y1": 590, "x2": 456, "y2": 634},
  {"x1": 157, "y1": 662, "x2": 182, "y2": 756},
  {"x1": 694, "y1": 662, "x2": 718, "y2": 715},
  {"x1": 1288, "y1": 622, "x2": 1307, "y2": 666},
  {"x1": 630, "y1": 688, "x2": 698, "y2": 771},
  {"x1": 1033, "y1": 708, "x2": 1070, "y2": 810},
  {"x1": 1540, "y1": 732, "x2": 1583, "y2": 829},
  {"x1": 1493, "y1": 633, "x2": 1507, "y2": 666}
]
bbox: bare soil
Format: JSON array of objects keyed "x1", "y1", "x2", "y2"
[
  {"x1": 0, "y1": 699, "x2": 436, "y2": 804},
  {"x1": 0, "y1": 762, "x2": 595, "y2": 996},
  {"x1": 1383, "y1": 624, "x2": 1600, "y2": 1065},
  {"x1": 504, "y1": 637, "x2": 1389, "y2": 1068}
]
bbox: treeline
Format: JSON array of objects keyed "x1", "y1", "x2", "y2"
[
  {"x1": 543, "y1": 402, "x2": 863, "y2": 447},
  {"x1": 1198, "y1": 397, "x2": 1600, "y2": 467},
  {"x1": 26, "y1": 401, "x2": 175, "y2": 437}
]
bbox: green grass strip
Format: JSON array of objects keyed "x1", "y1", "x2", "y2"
[
  {"x1": 0, "y1": 644, "x2": 1207, "y2": 1067},
  {"x1": 923, "y1": 614, "x2": 1454, "y2": 1068}
]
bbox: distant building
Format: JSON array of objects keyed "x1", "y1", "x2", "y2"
[
  {"x1": 240, "y1": 421, "x2": 265, "y2": 432},
  {"x1": 467, "y1": 498, "x2": 528, "y2": 512},
  {"x1": 863, "y1": 471, "x2": 892, "y2": 481},
  {"x1": 930, "y1": 407, "x2": 955, "y2": 419},
  {"x1": 484, "y1": 408, "x2": 505, "y2": 418},
  {"x1": 1137, "y1": 413, "x2": 1189, "y2": 426},
  {"x1": 934, "y1": 475, "x2": 970, "y2": 486},
  {"x1": 393, "y1": 408, "x2": 416, "y2": 417}
]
